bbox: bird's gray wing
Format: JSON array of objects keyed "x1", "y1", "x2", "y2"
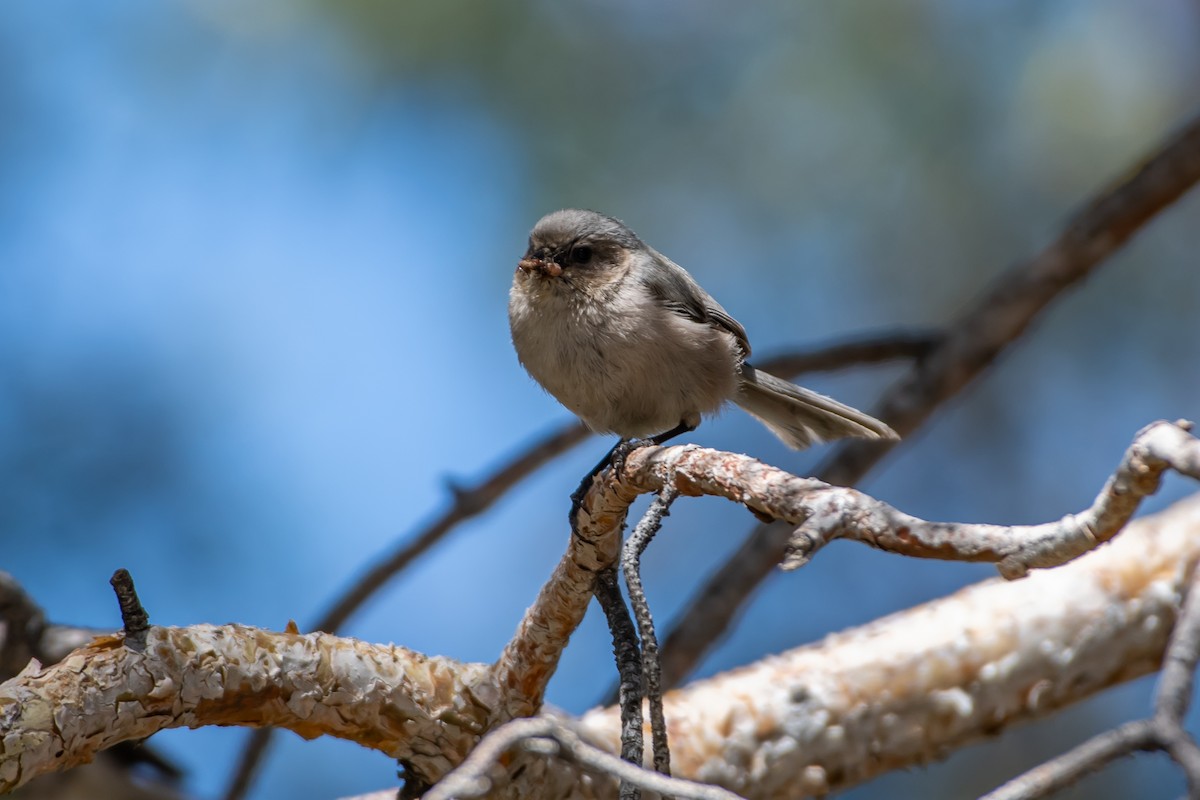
[{"x1": 640, "y1": 250, "x2": 752, "y2": 357}]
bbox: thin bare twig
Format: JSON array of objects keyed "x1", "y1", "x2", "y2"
[
  {"x1": 595, "y1": 567, "x2": 645, "y2": 800},
  {"x1": 659, "y1": 110, "x2": 1200, "y2": 690},
  {"x1": 978, "y1": 720, "x2": 1159, "y2": 800},
  {"x1": 755, "y1": 329, "x2": 941, "y2": 377},
  {"x1": 622, "y1": 485, "x2": 680, "y2": 780},
  {"x1": 421, "y1": 716, "x2": 744, "y2": 800}
]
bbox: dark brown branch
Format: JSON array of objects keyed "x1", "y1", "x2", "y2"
[
  {"x1": 594, "y1": 567, "x2": 644, "y2": 800},
  {"x1": 109, "y1": 569, "x2": 149, "y2": 651},
  {"x1": 622, "y1": 486, "x2": 679, "y2": 780},
  {"x1": 316, "y1": 421, "x2": 591, "y2": 634},
  {"x1": 658, "y1": 109, "x2": 1200, "y2": 690},
  {"x1": 755, "y1": 329, "x2": 941, "y2": 377}
]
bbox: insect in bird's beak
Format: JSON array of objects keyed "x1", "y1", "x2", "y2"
[{"x1": 517, "y1": 256, "x2": 563, "y2": 278}]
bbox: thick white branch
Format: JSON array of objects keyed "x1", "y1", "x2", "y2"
[
  {"x1": 0, "y1": 626, "x2": 493, "y2": 791},
  {"x1": 577, "y1": 493, "x2": 1200, "y2": 797}
]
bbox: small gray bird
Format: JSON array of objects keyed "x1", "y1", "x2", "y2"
[{"x1": 508, "y1": 209, "x2": 897, "y2": 450}]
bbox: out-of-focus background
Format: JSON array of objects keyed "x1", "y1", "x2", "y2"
[{"x1": 3, "y1": 1, "x2": 1199, "y2": 798}]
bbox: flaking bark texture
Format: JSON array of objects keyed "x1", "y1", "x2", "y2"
[
  {"x1": 0, "y1": 627, "x2": 493, "y2": 790},
  {"x1": 6, "y1": 495, "x2": 1200, "y2": 798}
]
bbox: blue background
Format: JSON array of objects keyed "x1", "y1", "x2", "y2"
[{"x1": 3, "y1": 2, "x2": 1199, "y2": 798}]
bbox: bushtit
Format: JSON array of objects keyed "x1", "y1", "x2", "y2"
[{"x1": 508, "y1": 209, "x2": 897, "y2": 451}]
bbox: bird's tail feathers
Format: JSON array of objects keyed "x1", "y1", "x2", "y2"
[{"x1": 733, "y1": 363, "x2": 898, "y2": 450}]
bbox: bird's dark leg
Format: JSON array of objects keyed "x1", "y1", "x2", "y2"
[
  {"x1": 569, "y1": 420, "x2": 696, "y2": 523},
  {"x1": 647, "y1": 419, "x2": 696, "y2": 447},
  {"x1": 570, "y1": 438, "x2": 629, "y2": 521}
]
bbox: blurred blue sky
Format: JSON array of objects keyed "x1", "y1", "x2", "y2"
[{"x1": 2, "y1": 2, "x2": 1199, "y2": 798}]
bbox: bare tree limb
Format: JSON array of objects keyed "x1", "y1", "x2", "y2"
[
  {"x1": 5, "y1": 488, "x2": 1200, "y2": 797},
  {"x1": 586, "y1": 421, "x2": 1188, "y2": 582},
  {"x1": 784, "y1": 419, "x2": 1199, "y2": 577},
  {"x1": 659, "y1": 109, "x2": 1200, "y2": 689},
  {"x1": 483, "y1": 459, "x2": 639, "y2": 723},
  {"x1": 0, "y1": 624, "x2": 494, "y2": 792},
  {"x1": 754, "y1": 329, "x2": 941, "y2": 378}
]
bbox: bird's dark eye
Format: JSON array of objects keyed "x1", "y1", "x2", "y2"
[{"x1": 570, "y1": 244, "x2": 593, "y2": 265}]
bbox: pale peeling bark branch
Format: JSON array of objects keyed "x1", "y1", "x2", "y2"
[
  {"x1": 0, "y1": 626, "x2": 494, "y2": 792},
  {"x1": 612, "y1": 420, "x2": 1198, "y2": 580},
  {"x1": 785, "y1": 419, "x2": 1200, "y2": 578},
  {"x1": 6, "y1": 421, "x2": 1200, "y2": 796},
  {"x1": 4, "y1": 495, "x2": 1200, "y2": 798},
  {"x1": 486, "y1": 464, "x2": 641, "y2": 722}
]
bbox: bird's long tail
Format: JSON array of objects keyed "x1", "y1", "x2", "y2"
[{"x1": 733, "y1": 363, "x2": 898, "y2": 449}]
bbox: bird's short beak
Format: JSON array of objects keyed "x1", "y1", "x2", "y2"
[{"x1": 517, "y1": 257, "x2": 563, "y2": 278}]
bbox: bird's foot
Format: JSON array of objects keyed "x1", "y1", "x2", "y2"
[{"x1": 569, "y1": 437, "x2": 651, "y2": 524}]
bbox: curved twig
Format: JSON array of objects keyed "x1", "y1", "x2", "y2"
[
  {"x1": 594, "y1": 567, "x2": 644, "y2": 800},
  {"x1": 421, "y1": 716, "x2": 743, "y2": 800},
  {"x1": 607, "y1": 421, "x2": 1198, "y2": 579},
  {"x1": 621, "y1": 486, "x2": 680, "y2": 779}
]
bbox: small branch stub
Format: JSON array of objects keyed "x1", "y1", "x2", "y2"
[{"x1": 109, "y1": 568, "x2": 150, "y2": 651}]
